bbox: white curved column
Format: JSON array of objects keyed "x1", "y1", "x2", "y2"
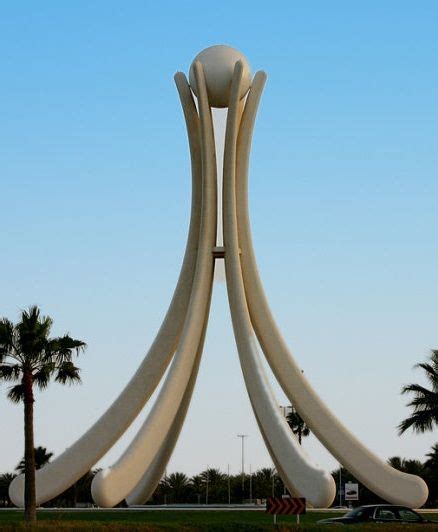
[
  {"x1": 9, "y1": 70, "x2": 204, "y2": 508},
  {"x1": 235, "y1": 72, "x2": 429, "y2": 508},
  {"x1": 126, "y1": 299, "x2": 211, "y2": 506},
  {"x1": 126, "y1": 75, "x2": 213, "y2": 507},
  {"x1": 91, "y1": 62, "x2": 217, "y2": 508},
  {"x1": 222, "y1": 62, "x2": 336, "y2": 509},
  {"x1": 253, "y1": 410, "x2": 299, "y2": 497}
]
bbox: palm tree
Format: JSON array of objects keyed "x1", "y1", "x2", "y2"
[
  {"x1": 387, "y1": 456, "x2": 404, "y2": 470},
  {"x1": 199, "y1": 468, "x2": 227, "y2": 503},
  {"x1": 16, "y1": 446, "x2": 54, "y2": 474},
  {"x1": 0, "y1": 473, "x2": 16, "y2": 507},
  {"x1": 424, "y1": 444, "x2": 438, "y2": 506},
  {"x1": 199, "y1": 468, "x2": 226, "y2": 485},
  {"x1": 398, "y1": 350, "x2": 438, "y2": 435},
  {"x1": 162, "y1": 472, "x2": 190, "y2": 503},
  {"x1": 286, "y1": 406, "x2": 310, "y2": 445},
  {"x1": 0, "y1": 306, "x2": 85, "y2": 522},
  {"x1": 424, "y1": 443, "x2": 438, "y2": 470},
  {"x1": 190, "y1": 474, "x2": 204, "y2": 504},
  {"x1": 387, "y1": 457, "x2": 424, "y2": 476},
  {"x1": 253, "y1": 467, "x2": 276, "y2": 499}
]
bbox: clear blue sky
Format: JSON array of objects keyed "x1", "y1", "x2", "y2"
[{"x1": 1, "y1": 1, "x2": 437, "y2": 478}]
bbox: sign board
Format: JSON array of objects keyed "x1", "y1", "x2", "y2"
[
  {"x1": 344, "y1": 482, "x2": 359, "y2": 500},
  {"x1": 266, "y1": 496, "x2": 306, "y2": 515}
]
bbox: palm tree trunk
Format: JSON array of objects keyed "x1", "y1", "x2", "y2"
[{"x1": 23, "y1": 372, "x2": 36, "y2": 522}]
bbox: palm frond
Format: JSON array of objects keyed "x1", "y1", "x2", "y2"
[
  {"x1": 399, "y1": 349, "x2": 438, "y2": 435},
  {"x1": 46, "y1": 335, "x2": 86, "y2": 363},
  {"x1": 388, "y1": 456, "x2": 404, "y2": 470},
  {"x1": 16, "y1": 446, "x2": 54, "y2": 473},
  {"x1": 286, "y1": 406, "x2": 311, "y2": 442},
  {"x1": 424, "y1": 443, "x2": 438, "y2": 469},
  {"x1": 0, "y1": 364, "x2": 21, "y2": 382},
  {"x1": 0, "y1": 318, "x2": 15, "y2": 363},
  {"x1": 17, "y1": 306, "x2": 52, "y2": 358},
  {"x1": 398, "y1": 409, "x2": 436, "y2": 434},
  {"x1": 7, "y1": 384, "x2": 25, "y2": 403},
  {"x1": 401, "y1": 383, "x2": 434, "y2": 396},
  {"x1": 55, "y1": 361, "x2": 81, "y2": 385},
  {"x1": 405, "y1": 394, "x2": 437, "y2": 410},
  {"x1": 414, "y1": 361, "x2": 438, "y2": 387},
  {"x1": 33, "y1": 363, "x2": 55, "y2": 390}
]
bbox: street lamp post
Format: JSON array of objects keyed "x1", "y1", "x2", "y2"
[
  {"x1": 227, "y1": 464, "x2": 231, "y2": 505},
  {"x1": 237, "y1": 434, "x2": 248, "y2": 496},
  {"x1": 339, "y1": 465, "x2": 342, "y2": 506},
  {"x1": 249, "y1": 464, "x2": 253, "y2": 504},
  {"x1": 206, "y1": 465, "x2": 209, "y2": 505}
]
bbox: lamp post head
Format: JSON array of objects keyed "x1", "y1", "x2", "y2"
[{"x1": 189, "y1": 45, "x2": 252, "y2": 108}]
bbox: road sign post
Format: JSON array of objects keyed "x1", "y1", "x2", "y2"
[
  {"x1": 266, "y1": 496, "x2": 306, "y2": 525},
  {"x1": 345, "y1": 482, "x2": 359, "y2": 502}
]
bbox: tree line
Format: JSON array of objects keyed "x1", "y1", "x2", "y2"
[
  {"x1": 1, "y1": 307, "x2": 437, "y2": 521},
  {"x1": 1, "y1": 445, "x2": 437, "y2": 508}
]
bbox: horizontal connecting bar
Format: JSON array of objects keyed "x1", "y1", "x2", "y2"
[
  {"x1": 212, "y1": 246, "x2": 241, "y2": 259},
  {"x1": 212, "y1": 246, "x2": 225, "y2": 258}
]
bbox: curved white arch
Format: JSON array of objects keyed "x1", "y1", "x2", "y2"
[
  {"x1": 235, "y1": 71, "x2": 428, "y2": 508},
  {"x1": 126, "y1": 304, "x2": 210, "y2": 506},
  {"x1": 222, "y1": 63, "x2": 336, "y2": 508},
  {"x1": 91, "y1": 62, "x2": 217, "y2": 508},
  {"x1": 9, "y1": 69, "x2": 204, "y2": 508},
  {"x1": 125, "y1": 74, "x2": 212, "y2": 507}
]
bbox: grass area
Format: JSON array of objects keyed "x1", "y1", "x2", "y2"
[{"x1": 0, "y1": 510, "x2": 437, "y2": 531}]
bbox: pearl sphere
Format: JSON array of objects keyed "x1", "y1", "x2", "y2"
[{"x1": 189, "y1": 45, "x2": 251, "y2": 108}]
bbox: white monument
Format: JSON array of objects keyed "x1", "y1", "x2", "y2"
[{"x1": 9, "y1": 45, "x2": 428, "y2": 509}]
